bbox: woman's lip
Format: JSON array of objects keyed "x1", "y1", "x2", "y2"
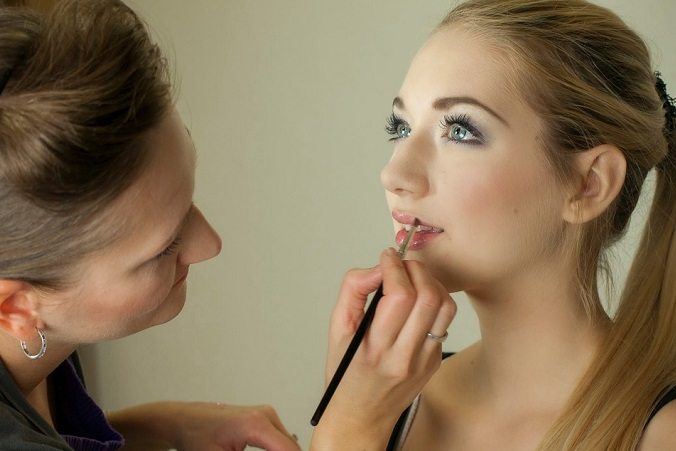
[
  {"x1": 391, "y1": 209, "x2": 443, "y2": 230},
  {"x1": 395, "y1": 227, "x2": 443, "y2": 250}
]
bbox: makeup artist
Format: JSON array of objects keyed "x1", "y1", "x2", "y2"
[{"x1": 0, "y1": 1, "x2": 308, "y2": 449}]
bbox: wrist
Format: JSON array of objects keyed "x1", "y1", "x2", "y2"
[
  {"x1": 107, "y1": 401, "x2": 184, "y2": 449},
  {"x1": 310, "y1": 413, "x2": 394, "y2": 451}
]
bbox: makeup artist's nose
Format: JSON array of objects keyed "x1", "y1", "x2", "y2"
[
  {"x1": 178, "y1": 206, "x2": 222, "y2": 266},
  {"x1": 380, "y1": 138, "x2": 430, "y2": 198}
]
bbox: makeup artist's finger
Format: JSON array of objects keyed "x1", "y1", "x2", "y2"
[
  {"x1": 370, "y1": 248, "x2": 417, "y2": 348},
  {"x1": 331, "y1": 266, "x2": 382, "y2": 337},
  {"x1": 395, "y1": 262, "x2": 453, "y2": 356},
  {"x1": 243, "y1": 417, "x2": 301, "y2": 451},
  {"x1": 254, "y1": 405, "x2": 294, "y2": 442}
]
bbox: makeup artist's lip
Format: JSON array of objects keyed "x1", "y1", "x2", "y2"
[
  {"x1": 173, "y1": 269, "x2": 189, "y2": 287},
  {"x1": 392, "y1": 210, "x2": 444, "y2": 250}
]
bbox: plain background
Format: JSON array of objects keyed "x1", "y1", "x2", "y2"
[{"x1": 79, "y1": 0, "x2": 675, "y2": 447}]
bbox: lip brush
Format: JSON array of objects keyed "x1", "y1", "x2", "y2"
[{"x1": 310, "y1": 220, "x2": 419, "y2": 426}]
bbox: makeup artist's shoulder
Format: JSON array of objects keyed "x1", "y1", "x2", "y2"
[{"x1": 637, "y1": 400, "x2": 676, "y2": 450}]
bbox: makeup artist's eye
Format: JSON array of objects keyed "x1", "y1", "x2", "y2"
[
  {"x1": 385, "y1": 113, "x2": 411, "y2": 141},
  {"x1": 156, "y1": 237, "x2": 182, "y2": 260},
  {"x1": 441, "y1": 114, "x2": 484, "y2": 145}
]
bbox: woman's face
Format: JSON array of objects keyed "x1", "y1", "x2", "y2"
[
  {"x1": 40, "y1": 107, "x2": 222, "y2": 343},
  {"x1": 382, "y1": 26, "x2": 566, "y2": 293}
]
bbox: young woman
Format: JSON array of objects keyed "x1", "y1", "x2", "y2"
[
  {"x1": 312, "y1": 0, "x2": 676, "y2": 449},
  {"x1": 0, "y1": 1, "x2": 304, "y2": 449}
]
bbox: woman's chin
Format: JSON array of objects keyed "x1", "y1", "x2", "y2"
[{"x1": 152, "y1": 290, "x2": 188, "y2": 327}]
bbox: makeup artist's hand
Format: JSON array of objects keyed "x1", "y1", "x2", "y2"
[
  {"x1": 310, "y1": 248, "x2": 456, "y2": 450},
  {"x1": 108, "y1": 401, "x2": 300, "y2": 451}
]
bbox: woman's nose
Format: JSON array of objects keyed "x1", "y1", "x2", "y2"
[
  {"x1": 380, "y1": 137, "x2": 430, "y2": 198},
  {"x1": 178, "y1": 206, "x2": 222, "y2": 266}
]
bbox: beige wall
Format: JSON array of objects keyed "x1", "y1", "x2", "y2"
[{"x1": 80, "y1": 0, "x2": 675, "y2": 447}]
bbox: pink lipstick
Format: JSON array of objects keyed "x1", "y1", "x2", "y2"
[{"x1": 392, "y1": 210, "x2": 444, "y2": 251}]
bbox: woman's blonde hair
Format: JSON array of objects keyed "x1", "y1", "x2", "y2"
[{"x1": 440, "y1": 0, "x2": 675, "y2": 449}]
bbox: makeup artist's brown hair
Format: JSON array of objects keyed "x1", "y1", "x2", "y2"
[
  {"x1": 439, "y1": 0, "x2": 675, "y2": 449},
  {"x1": 0, "y1": 0, "x2": 171, "y2": 289}
]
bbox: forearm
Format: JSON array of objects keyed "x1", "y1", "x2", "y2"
[{"x1": 107, "y1": 401, "x2": 182, "y2": 450}]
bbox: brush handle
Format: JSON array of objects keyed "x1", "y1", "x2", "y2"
[{"x1": 310, "y1": 283, "x2": 385, "y2": 426}]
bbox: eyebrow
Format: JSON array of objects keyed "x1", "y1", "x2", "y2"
[{"x1": 392, "y1": 96, "x2": 509, "y2": 127}]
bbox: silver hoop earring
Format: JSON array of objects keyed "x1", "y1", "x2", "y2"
[{"x1": 20, "y1": 328, "x2": 47, "y2": 360}]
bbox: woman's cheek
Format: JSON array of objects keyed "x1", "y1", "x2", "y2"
[
  {"x1": 121, "y1": 269, "x2": 173, "y2": 316},
  {"x1": 441, "y1": 169, "x2": 510, "y2": 232}
]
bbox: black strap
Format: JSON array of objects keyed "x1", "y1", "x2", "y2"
[{"x1": 646, "y1": 385, "x2": 676, "y2": 426}]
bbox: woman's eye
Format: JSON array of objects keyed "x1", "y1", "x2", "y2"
[
  {"x1": 385, "y1": 113, "x2": 412, "y2": 141},
  {"x1": 156, "y1": 237, "x2": 182, "y2": 260},
  {"x1": 396, "y1": 123, "x2": 411, "y2": 139},
  {"x1": 450, "y1": 124, "x2": 472, "y2": 140},
  {"x1": 442, "y1": 114, "x2": 484, "y2": 145}
]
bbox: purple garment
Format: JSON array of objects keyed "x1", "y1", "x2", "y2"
[{"x1": 49, "y1": 357, "x2": 124, "y2": 451}]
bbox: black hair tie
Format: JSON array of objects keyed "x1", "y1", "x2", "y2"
[{"x1": 655, "y1": 71, "x2": 675, "y2": 171}]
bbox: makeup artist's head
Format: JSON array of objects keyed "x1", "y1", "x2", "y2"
[
  {"x1": 0, "y1": 0, "x2": 221, "y2": 349},
  {"x1": 381, "y1": 0, "x2": 675, "y2": 448}
]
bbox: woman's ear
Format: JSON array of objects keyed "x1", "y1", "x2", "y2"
[
  {"x1": 562, "y1": 144, "x2": 627, "y2": 224},
  {"x1": 0, "y1": 280, "x2": 40, "y2": 342}
]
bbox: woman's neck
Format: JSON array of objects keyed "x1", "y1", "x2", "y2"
[{"x1": 465, "y1": 258, "x2": 612, "y2": 414}]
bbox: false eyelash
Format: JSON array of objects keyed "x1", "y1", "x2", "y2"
[
  {"x1": 440, "y1": 113, "x2": 485, "y2": 143},
  {"x1": 385, "y1": 113, "x2": 408, "y2": 141},
  {"x1": 157, "y1": 237, "x2": 182, "y2": 259}
]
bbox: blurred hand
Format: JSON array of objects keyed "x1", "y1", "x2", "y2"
[
  {"x1": 110, "y1": 401, "x2": 300, "y2": 451},
  {"x1": 311, "y1": 248, "x2": 457, "y2": 449},
  {"x1": 172, "y1": 402, "x2": 301, "y2": 451}
]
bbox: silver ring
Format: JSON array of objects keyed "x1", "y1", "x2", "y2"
[{"x1": 426, "y1": 330, "x2": 448, "y2": 343}]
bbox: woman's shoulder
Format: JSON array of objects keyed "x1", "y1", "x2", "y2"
[{"x1": 424, "y1": 343, "x2": 477, "y2": 401}]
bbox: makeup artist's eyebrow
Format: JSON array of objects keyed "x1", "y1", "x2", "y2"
[{"x1": 392, "y1": 96, "x2": 509, "y2": 127}]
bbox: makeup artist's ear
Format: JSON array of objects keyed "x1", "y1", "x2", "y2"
[
  {"x1": 561, "y1": 143, "x2": 627, "y2": 224},
  {"x1": 0, "y1": 280, "x2": 41, "y2": 342}
]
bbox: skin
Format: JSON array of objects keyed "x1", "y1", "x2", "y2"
[
  {"x1": 383, "y1": 25, "x2": 618, "y2": 450},
  {"x1": 0, "y1": 108, "x2": 300, "y2": 451},
  {"x1": 314, "y1": 25, "x2": 674, "y2": 449}
]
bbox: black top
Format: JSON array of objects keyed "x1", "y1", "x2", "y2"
[{"x1": 386, "y1": 352, "x2": 676, "y2": 450}]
